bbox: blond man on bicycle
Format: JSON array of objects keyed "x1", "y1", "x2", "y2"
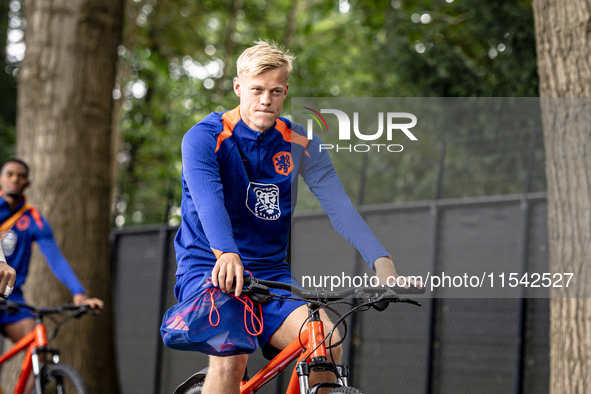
[{"x1": 168, "y1": 41, "x2": 419, "y2": 394}]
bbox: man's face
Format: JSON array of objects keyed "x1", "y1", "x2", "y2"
[
  {"x1": 234, "y1": 67, "x2": 289, "y2": 133},
  {"x1": 0, "y1": 162, "x2": 29, "y2": 197}
]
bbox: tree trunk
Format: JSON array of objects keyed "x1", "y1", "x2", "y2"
[
  {"x1": 532, "y1": 0, "x2": 591, "y2": 392},
  {"x1": 7, "y1": 0, "x2": 124, "y2": 392}
]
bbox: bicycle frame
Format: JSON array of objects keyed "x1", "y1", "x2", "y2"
[
  {"x1": 240, "y1": 304, "x2": 342, "y2": 394},
  {"x1": 0, "y1": 322, "x2": 49, "y2": 394},
  {"x1": 172, "y1": 277, "x2": 422, "y2": 394}
]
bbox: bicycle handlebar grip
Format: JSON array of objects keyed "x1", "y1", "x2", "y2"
[{"x1": 389, "y1": 285, "x2": 426, "y2": 295}]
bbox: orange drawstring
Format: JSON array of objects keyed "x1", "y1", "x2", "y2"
[
  {"x1": 231, "y1": 294, "x2": 264, "y2": 336},
  {"x1": 206, "y1": 288, "x2": 263, "y2": 335},
  {"x1": 208, "y1": 289, "x2": 221, "y2": 327}
]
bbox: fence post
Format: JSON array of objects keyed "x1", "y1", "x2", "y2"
[
  {"x1": 154, "y1": 224, "x2": 172, "y2": 394},
  {"x1": 345, "y1": 153, "x2": 370, "y2": 385},
  {"x1": 514, "y1": 127, "x2": 538, "y2": 394},
  {"x1": 426, "y1": 139, "x2": 446, "y2": 394}
]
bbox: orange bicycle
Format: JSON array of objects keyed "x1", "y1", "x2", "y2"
[
  {"x1": 173, "y1": 276, "x2": 424, "y2": 394},
  {"x1": 0, "y1": 300, "x2": 94, "y2": 394}
]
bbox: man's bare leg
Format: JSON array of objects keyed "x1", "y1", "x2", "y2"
[
  {"x1": 269, "y1": 305, "x2": 342, "y2": 393},
  {"x1": 202, "y1": 353, "x2": 248, "y2": 394}
]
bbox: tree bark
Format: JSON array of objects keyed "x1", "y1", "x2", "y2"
[
  {"x1": 532, "y1": 0, "x2": 591, "y2": 392},
  {"x1": 7, "y1": 0, "x2": 124, "y2": 392}
]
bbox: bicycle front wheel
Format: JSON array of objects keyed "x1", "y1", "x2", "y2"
[{"x1": 41, "y1": 363, "x2": 89, "y2": 394}]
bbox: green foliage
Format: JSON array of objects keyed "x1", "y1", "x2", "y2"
[
  {"x1": 93, "y1": 0, "x2": 542, "y2": 225},
  {"x1": 0, "y1": 0, "x2": 17, "y2": 163}
]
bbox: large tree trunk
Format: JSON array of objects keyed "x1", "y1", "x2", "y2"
[
  {"x1": 532, "y1": 0, "x2": 591, "y2": 393},
  {"x1": 6, "y1": 0, "x2": 124, "y2": 392}
]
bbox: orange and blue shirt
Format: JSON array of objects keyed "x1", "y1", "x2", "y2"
[
  {"x1": 0, "y1": 196, "x2": 86, "y2": 295},
  {"x1": 175, "y1": 106, "x2": 389, "y2": 275}
]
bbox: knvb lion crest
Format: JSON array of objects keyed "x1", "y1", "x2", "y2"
[
  {"x1": 273, "y1": 151, "x2": 293, "y2": 176},
  {"x1": 246, "y1": 183, "x2": 281, "y2": 220}
]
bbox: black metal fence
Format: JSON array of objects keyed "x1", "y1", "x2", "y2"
[{"x1": 112, "y1": 192, "x2": 549, "y2": 394}]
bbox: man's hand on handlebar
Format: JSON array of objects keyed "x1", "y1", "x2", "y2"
[
  {"x1": 212, "y1": 252, "x2": 244, "y2": 297},
  {"x1": 374, "y1": 256, "x2": 423, "y2": 290},
  {"x1": 73, "y1": 294, "x2": 104, "y2": 312}
]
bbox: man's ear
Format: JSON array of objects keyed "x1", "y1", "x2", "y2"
[
  {"x1": 23, "y1": 179, "x2": 30, "y2": 190},
  {"x1": 233, "y1": 77, "x2": 241, "y2": 97}
]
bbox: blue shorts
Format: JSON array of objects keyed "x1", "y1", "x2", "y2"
[
  {"x1": 174, "y1": 262, "x2": 306, "y2": 359},
  {"x1": 0, "y1": 290, "x2": 35, "y2": 328}
]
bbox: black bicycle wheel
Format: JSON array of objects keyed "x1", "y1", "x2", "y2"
[
  {"x1": 41, "y1": 363, "x2": 89, "y2": 394},
  {"x1": 183, "y1": 381, "x2": 204, "y2": 394},
  {"x1": 328, "y1": 387, "x2": 364, "y2": 394},
  {"x1": 173, "y1": 367, "x2": 208, "y2": 394}
]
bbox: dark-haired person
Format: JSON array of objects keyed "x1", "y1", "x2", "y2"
[{"x1": 0, "y1": 157, "x2": 103, "y2": 393}]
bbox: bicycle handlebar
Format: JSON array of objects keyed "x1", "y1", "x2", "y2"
[
  {"x1": 242, "y1": 276, "x2": 425, "y2": 302},
  {"x1": 0, "y1": 300, "x2": 95, "y2": 317}
]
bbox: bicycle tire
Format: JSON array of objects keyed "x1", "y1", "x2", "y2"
[
  {"x1": 328, "y1": 387, "x2": 364, "y2": 394},
  {"x1": 41, "y1": 363, "x2": 89, "y2": 394},
  {"x1": 183, "y1": 381, "x2": 204, "y2": 394},
  {"x1": 173, "y1": 367, "x2": 208, "y2": 394}
]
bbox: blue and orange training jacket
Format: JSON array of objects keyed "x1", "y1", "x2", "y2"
[
  {"x1": 0, "y1": 195, "x2": 86, "y2": 295},
  {"x1": 174, "y1": 106, "x2": 389, "y2": 275}
]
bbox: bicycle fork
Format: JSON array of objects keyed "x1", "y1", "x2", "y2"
[
  {"x1": 30, "y1": 323, "x2": 61, "y2": 394},
  {"x1": 296, "y1": 361, "x2": 350, "y2": 393}
]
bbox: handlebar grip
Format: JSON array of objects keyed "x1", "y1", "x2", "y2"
[{"x1": 388, "y1": 285, "x2": 426, "y2": 295}]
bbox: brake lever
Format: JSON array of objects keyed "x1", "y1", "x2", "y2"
[
  {"x1": 228, "y1": 279, "x2": 271, "y2": 304},
  {"x1": 371, "y1": 289, "x2": 399, "y2": 311},
  {"x1": 397, "y1": 298, "x2": 422, "y2": 307}
]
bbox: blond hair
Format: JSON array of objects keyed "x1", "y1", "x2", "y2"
[{"x1": 236, "y1": 40, "x2": 295, "y2": 79}]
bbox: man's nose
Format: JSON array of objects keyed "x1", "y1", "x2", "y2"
[{"x1": 260, "y1": 91, "x2": 271, "y2": 105}]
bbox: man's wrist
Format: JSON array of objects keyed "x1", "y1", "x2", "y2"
[
  {"x1": 373, "y1": 255, "x2": 393, "y2": 268},
  {"x1": 374, "y1": 255, "x2": 398, "y2": 275},
  {"x1": 212, "y1": 248, "x2": 240, "y2": 260}
]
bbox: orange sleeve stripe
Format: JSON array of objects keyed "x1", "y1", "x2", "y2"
[
  {"x1": 215, "y1": 107, "x2": 242, "y2": 153},
  {"x1": 29, "y1": 207, "x2": 44, "y2": 230},
  {"x1": 215, "y1": 130, "x2": 232, "y2": 153},
  {"x1": 211, "y1": 248, "x2": 224, "y2": 259},
  {"x1": 275, "y1": 119, "x2": 310, "y2": 157}
]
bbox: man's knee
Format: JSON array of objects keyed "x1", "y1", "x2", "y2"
[
  {"x1": 323, "y1": 331, "x2": 342, "y2": 362},
  {"x1": 208, "y1": 354, "x2": 248, "y2": 380},
  {"x1": 319, "y1": 310, "x2": 342, "y2": 362}
]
